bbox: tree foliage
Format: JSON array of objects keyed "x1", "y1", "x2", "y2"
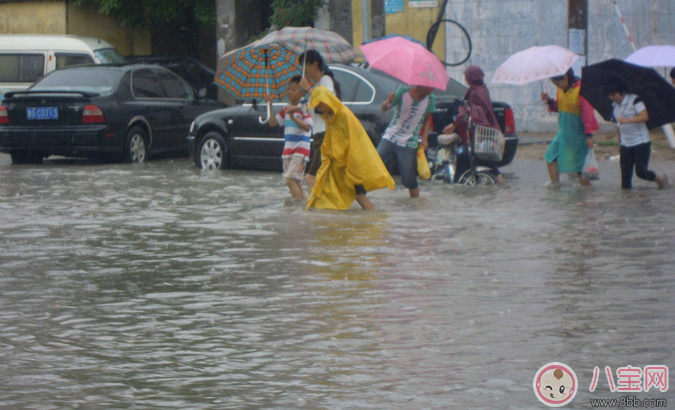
[
  {"x1": 72, "y1": 0, "x2": 215, "y2": 30},
  {"x1": 269, "y1": 0, "x2": 327, "y2": 28}
]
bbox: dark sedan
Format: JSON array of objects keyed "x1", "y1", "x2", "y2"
[
  {"x1": 125, "y1": 56, "x2": 219, "y2": 101},
  {"x1": 187, "y1": 63, "x2": 518, "y2": 171},
  {"x1": 0, "y1": 64, "x2": 223, "y2": 164}
]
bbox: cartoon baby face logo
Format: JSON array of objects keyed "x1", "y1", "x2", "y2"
[{"x1": 533, "y1": 362, "x2": 578, "y2": 407}]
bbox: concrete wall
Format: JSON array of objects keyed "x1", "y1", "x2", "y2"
[{"x1": 442, "y1": 0, "x2": 675, "y2": 133}]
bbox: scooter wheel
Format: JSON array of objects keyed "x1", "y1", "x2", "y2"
[{"x1": 458, "y1": 170, "x2": 496, "y2": 185}]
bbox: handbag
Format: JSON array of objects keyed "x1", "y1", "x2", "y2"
[
  {"x1": 582, "y1": 149, "x2": 600, "y2": 181},
  {"x1": 417, "y1": 144, "x2": 431, "y2": 180}
]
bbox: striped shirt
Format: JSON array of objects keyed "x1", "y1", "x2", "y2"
[{"x1": 276, "y1": 104, "x2": 312, "y2": 159}]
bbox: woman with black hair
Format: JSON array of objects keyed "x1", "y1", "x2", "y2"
[
  {"x1": 540, "y1": 68, "x2": 599, "y2": 186},
  {"x1": 298, "y1": 50, "x2": 341, "y2": 192},
  {"x1": 606, "y1": 77, "x2": 668, "y2": 189}
]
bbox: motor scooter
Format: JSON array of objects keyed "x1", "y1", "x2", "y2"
[{"x1": 426, "y1": 106, "x2": 505, "y2": 185}]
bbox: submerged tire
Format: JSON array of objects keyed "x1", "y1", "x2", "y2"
[{"x1": 197, "y1": 131, "x2": 229, "y2": 170}]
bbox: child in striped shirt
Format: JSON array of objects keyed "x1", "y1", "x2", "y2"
[{"x1": 267, "y1": 76, "x2": 313, "y2": 200}]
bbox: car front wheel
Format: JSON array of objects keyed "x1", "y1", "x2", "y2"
[
  {"x1": 197, "y1": 131, "x2": 229, "y2": 170},
  {"x1": 124, "y1": 126, "x2": 148, "y2": 163}
]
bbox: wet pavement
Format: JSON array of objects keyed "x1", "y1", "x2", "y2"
[{"x1": 0, "y1": 152, "x2": 674, "y2": 409}]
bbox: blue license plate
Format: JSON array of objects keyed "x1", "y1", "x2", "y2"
[{"x1": 26, "y1": 107, "x2": 59, "y2": 120}]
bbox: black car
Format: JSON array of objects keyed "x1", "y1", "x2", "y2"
[
  {"x1": 125, "y1": 56, "x2": 219, "y2": 101},
  {"x1": 0, "y1": 64, "x2": 223, "y2": 164},
  {"x1": 187, "y1": 63, "x2": 518, "y2": 171}
]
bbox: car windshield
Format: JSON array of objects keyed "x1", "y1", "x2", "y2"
[
  {"x1": 95, "y1": 48, "x2": 127, "y2": 64},
  {"x1": 31, "y1": 68, "x2": 123, "y2": 94}
]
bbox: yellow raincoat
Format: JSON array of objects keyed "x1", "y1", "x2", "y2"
[{"x1": 307, "y1": 86, "x2": 395, "y2": 210}]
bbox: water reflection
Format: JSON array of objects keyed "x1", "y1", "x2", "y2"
[{"x1": 0, "y1": 156, "x2": 674, "y2": 409}]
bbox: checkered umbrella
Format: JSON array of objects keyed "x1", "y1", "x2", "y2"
[
  {"x1": 256, "y1": 26, "x2": 360, "y2": 64},
  {"x1": 214, "y1": 41, "x2": 301, "y2": 101}
]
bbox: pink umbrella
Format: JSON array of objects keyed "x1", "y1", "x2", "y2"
[
  {"x1": 491, "y1": 45, "x2": 579, "y2": 85},
  {"x1": 360, "y1": 36, "x2": 449, "y2": 90}
]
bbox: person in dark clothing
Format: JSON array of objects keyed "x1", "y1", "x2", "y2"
[
  {"x1": 606, "y1": 78, "x2": 668, "y2": 189},
  {"x1": 442, "y1": 65, "x2": 503, "y2": 182}
]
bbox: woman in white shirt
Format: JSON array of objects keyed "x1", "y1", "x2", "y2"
[
  {"x1": 607, "y1": 78, "x2": 668, "y2": 189},
  {"x1": 298, "y1": 50, "x2": 341, "y2": 193}
]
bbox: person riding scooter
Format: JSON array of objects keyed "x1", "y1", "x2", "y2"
[{"x1": 441, "y1": 65, "x2": 503, "y2": 183}]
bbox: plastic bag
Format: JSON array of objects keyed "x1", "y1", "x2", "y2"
[
  {"x1": 582, "y1": 149, "x2": 600, "y2": 181},
  {"x1": 417, "y1": 145, "x2": 431, "y2": 180}
]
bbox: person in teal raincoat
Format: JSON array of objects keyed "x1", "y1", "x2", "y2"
[{"x1": 540, "y1": 68, "x2": 599, "y2": 186}]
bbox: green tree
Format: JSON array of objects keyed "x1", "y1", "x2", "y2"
[
  {"x1": 269, "y1": 0, "x2": 326, "y2": 28},
  {"x1": 72, "y1": 0, "x2": 215, "y2": 29}
]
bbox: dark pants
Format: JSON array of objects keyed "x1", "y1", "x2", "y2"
[
  {"x1": 620, "y1": 142, "x2": 656, "y2": 189},
  {"x1": 307, "y1": 132, "x2": 325, "y2": 176}
]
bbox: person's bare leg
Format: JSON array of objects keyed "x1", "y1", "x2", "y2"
[
  {"x1": 578, "y1": 175, "x2": 591, "y2": 186},
  {"x1": 547, "y1": 161, "x2": 560, "y2": 184},
  {"x1": 305, "y1": 174, "x2": 315, "y2": 193},
  {"x1": 409, "y1": 187, "x2": 420, "y2": 198},
  {"x1": 355, "y1": 193, "x2": 375, "y2": 210},
  {"x1": 286, "y1": 179, "x2": 305, "y2": 199}
]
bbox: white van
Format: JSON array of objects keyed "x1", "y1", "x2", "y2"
[{"x1": 0, "y1": 34, "x2": 126, "y2": 92}]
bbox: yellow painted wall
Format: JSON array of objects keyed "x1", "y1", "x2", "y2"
[
  {"x1": 67, "y1": 4, "x2": 151, "y2": 56},
  {"x1": 0, "y1": 1, "x2": 150, "y2": 57},
  {"x1": 351, "y1": 0, "x2": 445, "y2": 62},
  {"x1": 0, "y1": 1, "x2": 67, "y2": 34}
]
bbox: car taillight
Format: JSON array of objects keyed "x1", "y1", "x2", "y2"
[
  {"x1": 504, "y1": 107, "x2": 515, "y2": 134},
  {"x1": 0, "y1": 105, "x2": 8, "y2": 125},
  {"x1": 82, "y1": 104, "x2": 106, "y2": 124}
]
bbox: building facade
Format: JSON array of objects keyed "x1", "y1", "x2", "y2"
[{"x1": 0, "y1": 0, "x2": 151, "y2": 56}]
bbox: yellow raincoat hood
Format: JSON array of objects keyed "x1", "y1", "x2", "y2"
[{"x1": 307, "y1": 86, "x2": 394, "y2": 210}]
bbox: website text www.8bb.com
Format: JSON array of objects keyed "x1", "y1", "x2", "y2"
[{"x1": 589, "y1": 396, "x2": 667, "y2": 408}]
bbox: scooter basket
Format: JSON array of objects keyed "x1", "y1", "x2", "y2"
[{"x1": 473, "y1": 125, "x2": 505, "y2": 161}]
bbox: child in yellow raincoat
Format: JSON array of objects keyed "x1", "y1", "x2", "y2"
[{"x1": 307, "y1": 86, "x2": 395, "y2": 210}]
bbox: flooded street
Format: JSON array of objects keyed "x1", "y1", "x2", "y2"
[{"x1": 1, "y1": 153, "x2": 674, "y2": 409}]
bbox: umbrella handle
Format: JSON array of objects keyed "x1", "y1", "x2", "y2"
[{"x1": 258, "y1": 103, "x2": 271, "y2": 124}]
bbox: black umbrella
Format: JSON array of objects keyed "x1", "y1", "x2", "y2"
[{"x1": 580, "y1": 59, "x2": 675, "y2": 130}]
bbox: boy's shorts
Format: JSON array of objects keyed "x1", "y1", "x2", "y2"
[
  {"x1": 377, "y1": 138, "x2": 418, "y2": 189},
  {"x1": 283, "y1": 155, "x2": 306, "y2": 182}
]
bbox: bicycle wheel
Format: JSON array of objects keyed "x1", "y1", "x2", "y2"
[{"x1": 426, "y1": 18, "x2": 472, "y2": 67}]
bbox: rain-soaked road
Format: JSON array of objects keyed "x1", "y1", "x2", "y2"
[{"x1": 1, "y1": 153, "x2": 674, "y2": 409}]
